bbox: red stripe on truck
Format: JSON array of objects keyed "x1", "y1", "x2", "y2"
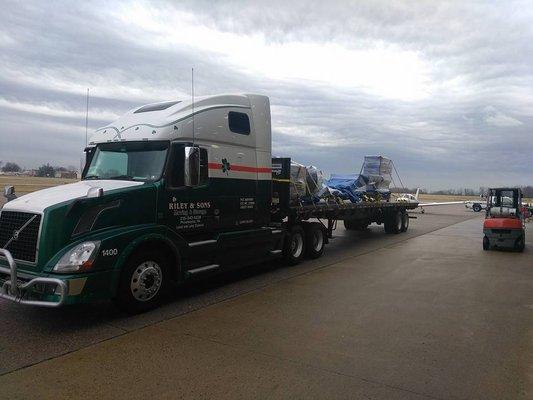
[{"x1": 208, "y1": 163, "x2": 271, "y2": 173}]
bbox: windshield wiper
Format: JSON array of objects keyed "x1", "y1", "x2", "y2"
[
  {"x1": 84, "y1": 175, "x2": 100, "y2": 180},
  {"x1": 107, "y1": 175, "x2": 135, "y2": 181}
]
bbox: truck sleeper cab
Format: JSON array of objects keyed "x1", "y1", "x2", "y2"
[{"x1": 0, "y1": 94, "x2": 417, "y2": 313}]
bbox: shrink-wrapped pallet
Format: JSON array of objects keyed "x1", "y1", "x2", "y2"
[
  {"x1": 290, "y1": 161, "x2": 307, "y2": 200},
  {"x1": 306, "y1": 165, "x2": 326, "y2": 196},
  {"x1": 361, "y1": 156, "x2": 392, "y2": 190}
]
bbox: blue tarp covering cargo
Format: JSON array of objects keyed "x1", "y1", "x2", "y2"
[
  {"x1": 326, "y1": 174, "x2": 365, "y2": 203},
  {"x1": 325, "y1": 155, "x2": 393, "y2": 203},
  {"x1": 289, "y1": 155, "x2": 394, "y2": 205}
]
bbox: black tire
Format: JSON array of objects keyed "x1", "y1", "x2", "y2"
[
  {"x1": 400, "y1": 212, "x2": 409, "y2": 232},
  {"x1": 473, "y1": 204, "x2": 482, "y2": 212},
  {"x1": 384, "y1": 217, "x2": 393, "y2": 233},
  {"x1": 356, "y1": 222, "x2": 369, "y2": 231},
  {"x1": 283, "y1": 225, "x2": 306, "y2": 265},
  {"x1": 483, "y1": 236, "x2": 490, "y2": 250},
  {"x1": 385, "y1": 211, "x2": 402, "y2": 234},
  {"x1": 305, "y1": 223, "x2": 325, "y2": 259},
  {"x1": 114, "y1": 250, "x2": 170, "y2": 314},
  {"x1": 515, "y1": 235, "x2": 525, "y2": 252},
  {"x1": 343, "y1": 219, "x2": 355, "y2": 230},
  {"x1": 344, "y1": 218, "x2": 368, "y2": 231}
]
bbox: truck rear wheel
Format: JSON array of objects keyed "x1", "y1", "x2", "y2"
[
  {"x1": 305, "y1": 223, "x2": 325, "y2": 259},
  {"x1": 283, "y1": 225, "x2": 306, "y2": 265},
  {"x1": 114, "y1": 250, "x2": 169, "y2": 313}
]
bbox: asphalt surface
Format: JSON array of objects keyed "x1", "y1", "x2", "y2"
[{"x1": 0, "y1": 204, "x2": 532, "y2": 399}]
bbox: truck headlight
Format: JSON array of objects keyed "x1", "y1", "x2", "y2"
[{"x1": 53, "y1": 241, "x2": 100, "y2": 273}]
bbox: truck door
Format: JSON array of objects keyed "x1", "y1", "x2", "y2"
[{"x1": 164, "y1": 143, "x2": 215, "y2": 237}]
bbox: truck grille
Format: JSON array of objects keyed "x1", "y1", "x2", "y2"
[{"x1": 0, "y1": 211, "x2": 42, "y2": 263}]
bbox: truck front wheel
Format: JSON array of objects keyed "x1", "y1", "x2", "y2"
[
  {"x1": 114, "y1": 250, "x2": 169, "y2": 313},
  {"x1": 473, "y1": 204, "x2": 482, "y2": 212},
  {"x1": 283, "y1": 225, "x2": 306, "y2": 265}
]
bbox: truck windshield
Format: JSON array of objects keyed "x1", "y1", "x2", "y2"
[{"x1": 84, "y1": 141, "x2": 169, "y2": 182}]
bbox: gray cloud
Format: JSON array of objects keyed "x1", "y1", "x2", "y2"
[{"x1": 0, "y1": 0, "x2": 532, "y2": 189}]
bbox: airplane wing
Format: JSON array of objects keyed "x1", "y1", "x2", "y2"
[{"x1": 418, "y1": 201, "x2": 465, "y2": 207}]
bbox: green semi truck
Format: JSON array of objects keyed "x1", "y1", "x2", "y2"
[{"x1": 0, "y1": 94, "x2": 417, "y2": 312}]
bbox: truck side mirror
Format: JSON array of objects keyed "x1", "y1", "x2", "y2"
[
  {"x1": 184, "y1": 146, "x2": 200, "y2": 187},
  {"x1": 4, "y1": 185, "x2": 16, "y2": 202},
  {"x1": 83, "y1": 147, "x2": 96, "y2": 175}
]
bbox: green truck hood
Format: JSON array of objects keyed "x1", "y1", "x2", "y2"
[{"x1": 1, "y1": 180, "x2": 159, "y2": 273}]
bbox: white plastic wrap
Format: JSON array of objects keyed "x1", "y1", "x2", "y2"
[
  {"x1": 361, "y1": 156, "x2": 392, "y2": 190},
  {"x1": 305, "y1": 165, "x2": 326, "y2": 196},
  {"x1": 290, "y1": 161, "x2": 307, "y2": 199}
]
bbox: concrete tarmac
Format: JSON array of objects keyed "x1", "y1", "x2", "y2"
[{"x1": 0, "y1": 205, "x2": 532, "y2": 399}]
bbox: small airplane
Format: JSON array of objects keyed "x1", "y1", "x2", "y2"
[{"x1": 396, "y1": 188, "x2": 465, "y2": 213}]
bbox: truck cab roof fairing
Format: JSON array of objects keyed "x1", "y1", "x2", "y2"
[{"x1": 88, "y1": 94, "x2": 271, "y2": 154}]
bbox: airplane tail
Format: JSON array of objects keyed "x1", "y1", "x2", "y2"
[{"x1": 415, "y1": 188, "x2": 420, "y2": 201}]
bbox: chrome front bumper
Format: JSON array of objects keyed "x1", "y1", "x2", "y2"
[{"x1": 0, "y1": 249, "x2": 67, "y2": 307}]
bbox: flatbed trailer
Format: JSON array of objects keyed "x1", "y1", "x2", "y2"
[
  {"x1": 265, "y1": 156, "x2": 418, "y2": 264},
  {"x1": 288, "y1": 200, "x2": 418, "y2": 220},
  {"x1": 0, "y1": 93, "x2": 418, "y2": 312},
  {"x1": 265, "y1": 199, "x2": 418, "y2": 265},
  {"x1": 273, "y1": 156, "x2": 416, "y2": 226}
]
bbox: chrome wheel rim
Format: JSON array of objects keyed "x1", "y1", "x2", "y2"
[
  {"x1": 291, "y1": 233, "x2": 304, "y2": 258},
  {"x1": 130, "y1": 261, "x2": 162, "y2": 302}
]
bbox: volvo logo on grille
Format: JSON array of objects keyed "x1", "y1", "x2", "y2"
[{"x1": 2, "y1": 214, "x2": 37, "y2": 250}]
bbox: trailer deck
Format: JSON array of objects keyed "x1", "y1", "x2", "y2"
[{"x1": 289, "y1": 201, "x2": 419, "y2": 220}]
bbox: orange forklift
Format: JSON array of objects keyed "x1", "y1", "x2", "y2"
[{"x1": 483, "y1": 188, "x2": 525, "y2": 252}]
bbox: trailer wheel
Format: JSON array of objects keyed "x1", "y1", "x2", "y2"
[
  {"x1": 114, "y1": 250, "x2": 169, "y2": 313},
  {"x1": 343, "y1": 219, "x2": 355, "y2": 230},
  {"x1": 483, "y1": 236, "x2": 490, "y2": 250},
  {"x1": 400, "y1": 212, "x2": 409, "y2": 232},
  {"x1": 283, "y1": 225, "x2": 306, "y2": 265},
  {"x1": 306, "y1": 224, "x2": 325, "y2": 259},
  {"x1": 385, "y1": 211, "x2": 402, "y2": 234},
  {"x1": 473, "y1": 203, "x2": 482, "y2": 212},
  {"x1": 344, "y1": 219, "x2": 368, "y2": 231}
]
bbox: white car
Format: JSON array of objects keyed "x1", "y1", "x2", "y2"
[
  {"x1": 465, "y1": 196, "x2": 514, "y2": 212},
  {"x1": 465, "y1": 200, "x2": 487, "y2": 212}
]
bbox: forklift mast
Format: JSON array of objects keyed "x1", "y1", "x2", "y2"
[
  {"x1": 485, "y1": 188, "x2": 522, "y2": 217},
  {"x1": 483, "y1": 187, "x2": 525, "y2": 252}
]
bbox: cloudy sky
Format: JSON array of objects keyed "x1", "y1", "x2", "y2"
[{"x1": 1, "y1": 0, "x2": 532, "y2": 189}]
